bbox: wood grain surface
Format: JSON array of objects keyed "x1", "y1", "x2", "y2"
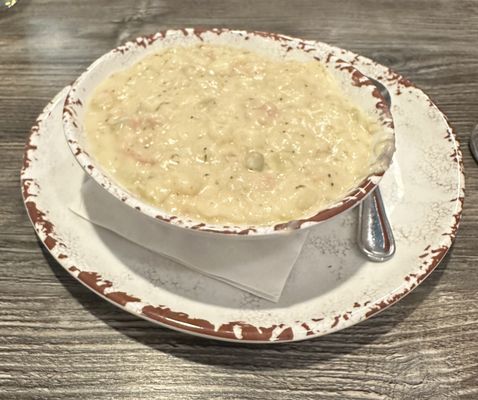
[{"x1": 1, "y1": 0, "x2": 477, "y2": 399}]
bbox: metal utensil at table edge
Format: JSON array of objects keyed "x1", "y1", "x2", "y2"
[
  {"x1": 469, "y1": 124, "x2": 478, "y2": 163},
  {"x1": 356, "y1": 77, "x2": 395, "y2": 262}
]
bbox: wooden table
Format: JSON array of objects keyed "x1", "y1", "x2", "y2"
[{"x1": 1, "y1": 1, "x2": 477, "y2": 398}]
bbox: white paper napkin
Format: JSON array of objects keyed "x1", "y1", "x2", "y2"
[{"x1": 69, "y1": 180, "x2": 309, "y2": 302}]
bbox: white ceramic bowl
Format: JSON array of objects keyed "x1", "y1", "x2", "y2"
[{"x1": 62, "y1": 28, "x2": 395, "y2": 236}]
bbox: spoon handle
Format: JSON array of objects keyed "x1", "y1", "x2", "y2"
[
  {"x1": 357, "y1": 187, "x2": 395, "y2": 262},
  {"x1": 469, "y1": 124, "x2": 478, "y2": 163}
]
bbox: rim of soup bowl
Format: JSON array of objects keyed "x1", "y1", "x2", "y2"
[{"x1": 62, "y1": 28, "x2": 395, "y2": 237}]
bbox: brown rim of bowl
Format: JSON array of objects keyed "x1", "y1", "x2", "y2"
[{"x1": 62, "y1": 28, "x2": 395, "y2": 236}]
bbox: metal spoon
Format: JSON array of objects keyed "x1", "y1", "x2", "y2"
[
  {"x1": 469, "y1": 124, "x2": 478, "y2": 163},
  {"x1": 357, "y1": 78, "x2": 395, "y2": 262}
]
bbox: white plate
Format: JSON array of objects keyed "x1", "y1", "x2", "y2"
[{"x1": 21, "y1": 41, "x2": 464, "y2": 343}]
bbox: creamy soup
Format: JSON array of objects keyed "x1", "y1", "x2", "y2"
[{"x1": 85, "y1": 44, "x2": 383, "y2": 225}]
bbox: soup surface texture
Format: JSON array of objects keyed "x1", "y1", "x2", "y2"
[{"x1": 85, "y1": 44, "x2": 383, "y2": 225}]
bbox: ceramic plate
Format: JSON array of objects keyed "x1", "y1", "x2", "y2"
[{"x1": 21, "y1": 38, "x2": 464, "y2": 343}]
